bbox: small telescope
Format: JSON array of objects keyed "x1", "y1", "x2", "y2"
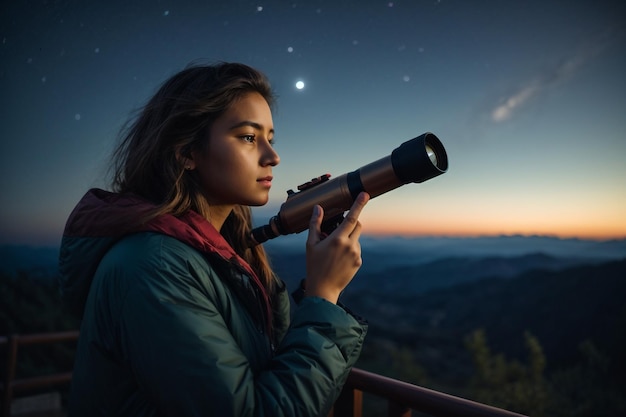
[{"x1": 249, "y1": 132, "x2": 448, "y2": 246}]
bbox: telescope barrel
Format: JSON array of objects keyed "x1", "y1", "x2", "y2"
[{"x1": 249, "y1": 132, "x2": 448, "y2": 246}]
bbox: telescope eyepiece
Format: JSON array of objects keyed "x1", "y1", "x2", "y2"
[{"x1": 391, "y1": 133, "x2": 448, "y2": 184}]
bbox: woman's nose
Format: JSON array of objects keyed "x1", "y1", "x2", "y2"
[{"x1": 262, "y1": 143, "x2": 280, "y2": 166}]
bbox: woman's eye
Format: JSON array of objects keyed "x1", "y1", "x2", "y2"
[{"x1": 240, "y1": 135, "x2": 255, "y2": 143}]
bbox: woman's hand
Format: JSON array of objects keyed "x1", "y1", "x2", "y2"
[{"x1": 305, "y1": 192, "x2": 370, "y2": 304}]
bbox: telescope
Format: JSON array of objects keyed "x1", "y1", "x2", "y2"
[{"x1": 249, "y1": 132, "x2": 448, "y2": 246}]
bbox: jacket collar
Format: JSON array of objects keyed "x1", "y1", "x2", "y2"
[{"x1": 64, "y1": 188, "x2": 247, "y2": 268}]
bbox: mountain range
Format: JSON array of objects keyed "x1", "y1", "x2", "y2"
[{"x1": 263, "y1": 234, "x2": 626, "y2": 291}]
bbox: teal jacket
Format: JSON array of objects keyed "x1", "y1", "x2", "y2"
[{"x1": 59, "y1": 189, "x2": 367, "y2": 416}]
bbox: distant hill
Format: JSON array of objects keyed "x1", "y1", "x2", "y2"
[
  {"x1": 265, "y1": 234, "x2": 626, "y2": 266},
  {"x1": 347, "y1": 252, "x2": 606, "y2": 295},
  {"x1": 343, "y1": 259, "x2": 626, "y2": 381},
  {"x1": 264, "y1": 235, "x2": 625, "y2": 293},
  {"x1": 0, "y1": 245, "x2": 60, "y2": 279},
  {"x1": 359, "y1": 235, "x2": 626, "y2": 260}
]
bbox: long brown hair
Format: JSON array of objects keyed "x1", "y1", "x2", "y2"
[{"x1": 111, "y1": 62, "x2": 277, "y2": 292}]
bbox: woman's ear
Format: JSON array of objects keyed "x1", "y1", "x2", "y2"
[
  {"x1": 176, "y1": 146, "x2": 196, "y2": 171},
  {"x1": 183, "y1": 159, "x2": 195, "y2": 171}
]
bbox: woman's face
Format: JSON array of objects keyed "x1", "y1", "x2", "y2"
[{"x1": 190, "y1": 91, "x2": 280, "y2": 209}]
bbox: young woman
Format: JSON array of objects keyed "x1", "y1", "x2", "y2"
[{"x1": 59, "y1": 62, "x2": 369, "y2": 416}]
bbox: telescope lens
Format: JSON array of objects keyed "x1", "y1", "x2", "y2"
[{"x1": 425, "y1": 144, "x2": 437, "y2": 166}]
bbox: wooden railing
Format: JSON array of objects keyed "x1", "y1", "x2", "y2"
[
  {"x1": 0, "y1": 331, "x2": 78, "y2": 417},
  {"x1": 1, "y1": 331, "x2": 528, "y2": 417}
]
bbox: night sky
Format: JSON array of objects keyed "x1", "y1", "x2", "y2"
[{"x1": 2, "y1": 1, "x2": 625, "y2": 246}]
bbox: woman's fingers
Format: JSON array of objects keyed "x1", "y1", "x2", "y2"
[
  {"x1": 336, "y1": 192, "x2": 370, "y2": 236},
  {"x1": 304, "y1": 192, "x2": 370, "y2": 303},
  {"x1": 307, "y1": 204, "x2": 324, "y2": 245}
]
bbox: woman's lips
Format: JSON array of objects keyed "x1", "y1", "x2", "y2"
[{"x1": 257, "y1": 176, "x2": 273, "y2": 187}]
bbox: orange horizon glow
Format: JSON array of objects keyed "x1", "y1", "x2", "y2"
[
  {"x1": 361, "y1": 220, "x2": 626, "y2": 241},
  {"x1": 362, "y1": 228, "x2": 626, "y2": 241},
  {"x1": 358, "y1": 200, "x2": 626, "y2": 241}
]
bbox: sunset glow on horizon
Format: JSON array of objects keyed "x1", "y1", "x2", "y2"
[
  {"x1": 360, "y1": 218, "x2": 626, "y2": 241},
  {"x1": 355, "y1": 181, "x2": 626, "y2": 240}
]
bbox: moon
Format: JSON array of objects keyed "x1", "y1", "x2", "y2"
[{"x1": 295, "y1": 80, "x2": 305, "y2": 90}]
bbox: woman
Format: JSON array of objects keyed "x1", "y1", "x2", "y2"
[{"x1": 58, "y1": 62, "x2": 369, "y2": 416}]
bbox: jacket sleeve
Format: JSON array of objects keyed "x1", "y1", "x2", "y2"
[
  {"x1": 260, "y1": 296, "x2": 368, "y2": 415},
  {"x1": 117, "y1": 236, "x2": 367, "y2": 417}
]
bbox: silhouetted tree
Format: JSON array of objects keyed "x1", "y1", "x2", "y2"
[
  {"x1": 465, "y1": 329, "x2": 549, "y2": 416},
  {"x1": 547, "y1": 340, "x2": 626, "y2": 417}
]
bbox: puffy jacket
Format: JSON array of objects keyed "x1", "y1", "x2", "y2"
[{"x1": 58, "y1": 189, "x2": 367, "y2": 416}]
